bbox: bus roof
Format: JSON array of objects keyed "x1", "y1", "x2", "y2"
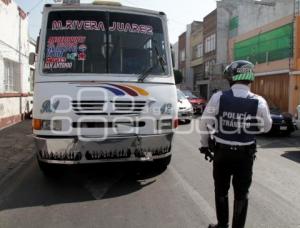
[{"x1": 43, "y1": 3, "x2": 166, "y2": 18}]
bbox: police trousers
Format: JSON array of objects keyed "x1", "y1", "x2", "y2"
[{"x1": 213, "y1": 144, "x2": 256, "y2": 200}]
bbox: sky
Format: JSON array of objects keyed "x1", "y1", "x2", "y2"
[{"x1": 15, "y1": 0, "x2": 216, "y2": 44}]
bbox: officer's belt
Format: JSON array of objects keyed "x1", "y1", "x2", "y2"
[{"x1": 215, "y1": 142, "x2": 256, "y2": 151}]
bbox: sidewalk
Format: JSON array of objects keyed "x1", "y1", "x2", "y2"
[{"x1": 0, "y1": 120, "x2": 35, "y2": 183}]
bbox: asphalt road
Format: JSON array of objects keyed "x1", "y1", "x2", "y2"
[{"x1": 0, "y1": 119, "x2": 300, "y2": 228}]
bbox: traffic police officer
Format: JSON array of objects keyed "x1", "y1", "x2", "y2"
[{"x1": 199, "y1": 60, "x2": 272, "y2": 228}]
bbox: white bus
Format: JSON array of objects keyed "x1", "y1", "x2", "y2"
[{"x1": 31, "y1": 0, "x2": 178, "y2": 174}]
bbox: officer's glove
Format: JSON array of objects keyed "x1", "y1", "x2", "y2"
[{"x1": 199, "y1": 147, "x2": 214, "y2": 162}]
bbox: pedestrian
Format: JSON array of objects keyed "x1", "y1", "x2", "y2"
[{"x1": 199, "y1": 60, "x2": 272, "y2": 228}]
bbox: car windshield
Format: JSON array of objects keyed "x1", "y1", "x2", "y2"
[
  {"x1": 177, "y1": 90, "x2": 186, "y2": 100},
  {"x1": 43, "y1": 11, "x2": 168, "y2": 75},
  {"x1": 181, "y1": 90, "x2": 197, "y2": 98}
]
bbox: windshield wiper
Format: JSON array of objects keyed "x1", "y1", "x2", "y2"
[
  {"x1": 138, "y1": 65, "x2": 156, "y2": 83},
  {"x1": 138, "y1": 43, "x2": 166, "y2": 83},
  {"x1": 154, "y1": 45, "x2": 166, "y2": 74}
]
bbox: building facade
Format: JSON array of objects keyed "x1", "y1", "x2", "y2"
[
  {"x1": 227, "y1": 0, "x2": 300, "y2": 113},
  {"x1": 0, "y1": 0, "x2": 34, "y2": 129},
  {"x1": 190, "y1": 21, "x2": 206, "y2": 98},
  {"x1": 184, "y1": 23, "x2": 193, "y2": 91},
  {"x1": 178, "y1": 32, "x2": 187, "y2": 89},
  {"x1": 203, "y1": 9, "x2": 217, "y2": 95},
  {"x1": 172, "y1": 41, "x2": 179, "y2": 71}
]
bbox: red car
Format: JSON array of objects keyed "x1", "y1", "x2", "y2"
[{"x1": 181, "y1": 90, "x2": 207, "y2": 114}]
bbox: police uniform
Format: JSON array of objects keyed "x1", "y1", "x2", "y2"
[{"x1": 199, "y1": 61, "x2": 272, "y2": 228}]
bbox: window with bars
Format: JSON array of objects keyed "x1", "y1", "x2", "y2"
[
  {"x1": 205, "y1": 34, "x2": 216, "y2": 53},
  {"x1": 180, "y1": 50, "x2": 185, "y2": 62},
  {"x1": 192, "y1": 43, "x2": 203, "y2": 59},
  {"x1": 205, "y1": 59, "x2": 215, "y2": 76},
  {"x1": 3, "y1": 59, "x2": 21, "y2": 92}
]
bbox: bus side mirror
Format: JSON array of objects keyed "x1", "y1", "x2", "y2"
[
  {"x1": 29, "y1": 52, "x2": 36, "y2": 65},
  {"x1": 171, "y1": 51, "x2": 175, "y2": 68},
  {"x1": 171, "y1": 45, "x2": 175, "y2": 68},
  {"x1": 36, "y1": 35, "x2": 40, "y2": 54}
]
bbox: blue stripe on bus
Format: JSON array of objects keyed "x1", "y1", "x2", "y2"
[{"x1": 99, "y1": 86, "x2": 126, "y2": 96}]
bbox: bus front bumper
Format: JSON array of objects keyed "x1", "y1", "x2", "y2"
[{"x1": 34, "y1": 133, "x2": 173, "y2": 164}]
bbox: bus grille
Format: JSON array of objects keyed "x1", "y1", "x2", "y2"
[
  {"x1": 111, "y1": 100, "x2": 146, "y2": 115},
  {"x1": 72, "y1": 100, "x2": 147, "y2": 115},
  {"x1": 72, "y1": 100, "x2": 106, "y2": 115}
]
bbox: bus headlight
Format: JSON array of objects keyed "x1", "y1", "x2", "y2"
[
  {"x1": 42, "y1": 120, "x2": 51, "y2": 130},
  {"x1": 160, "y1": 103, "x2": 173, "y2": 115},
  {"x1": 32, "y1": 119, "x2": 62, "y2": 131},
  {"x1": 52, "y1": 120, "x2": 63, "y2": 131}
]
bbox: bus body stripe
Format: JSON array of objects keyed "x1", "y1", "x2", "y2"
[
  {"x1": 106, "y1": 84, "x2": 139, "y2": 96},
  {"x1": 125, "y1": 85, "x2": 149, "y2": 96},
  {"x1": 98, "y1": 86, "x2": 126, "y2": 96}
]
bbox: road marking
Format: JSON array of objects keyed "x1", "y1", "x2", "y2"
[{"x1": 169, "y1": 165, "x2": 215, "y2": 222}]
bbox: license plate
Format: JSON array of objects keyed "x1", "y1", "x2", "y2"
[{"x1": 280, "y1": 126, "x2": 288, "y2": 130}]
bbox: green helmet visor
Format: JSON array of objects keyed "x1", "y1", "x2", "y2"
[{"x1": 232, "y1": 72, "x2": 255, "y2": 82}]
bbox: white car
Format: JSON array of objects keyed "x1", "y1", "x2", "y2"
[
  {"x1": 177, "y1": 89, "x2": 193, "y2": 124},
  {"x1": 296, "y1": 105, "x2": 300, "y2": 129}
]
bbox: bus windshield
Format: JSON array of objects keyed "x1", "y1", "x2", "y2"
[{"x1": 43, "y1": 11, "x2": 168, "y2": 75}]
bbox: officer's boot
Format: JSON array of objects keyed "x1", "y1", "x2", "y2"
[
  {"x1": 208, "y1": 196, "x2": 229, "y2": 228},
  {"x1": 232, "y1": 198, "x2": 248, "y2": 228}
]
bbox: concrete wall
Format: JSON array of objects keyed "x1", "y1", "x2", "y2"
[
  {"x1": 190, "y1": 22, "x2": 203, "y2": 67},
  {"x1": 185, "y1": 23, "x2": 194, "y2": 90},
  {"x1": 236, "y1": 0, "x2": 294, "y2": 36},
  {"x1": 229, "y1": 15, "x2": 293, "y2": 72},
  {"x1": 216, "y1": 4, "x2": 230, "y2": 65},
  {"x1": 0, "y1": 96, "x2": 32, "y2": 119},
  {"x1": 203, "y1": 9, "x2": 217, "y2": 63}
]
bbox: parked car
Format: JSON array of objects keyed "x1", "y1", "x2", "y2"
[
  {"x1": 267, "y1": 99, "x2": 297, "y2": 136},
  {"x1": 295, "y1": 105, "x2": 300, "y2": 129},
  {"x1": 177, "y1": 89, "x2": 193, "y2": 124},
  {"x1": 181, "y1": 90, "x2": 207, "y2": 114}
]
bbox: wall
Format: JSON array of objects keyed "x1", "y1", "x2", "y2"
[
  {"x1": 234, "y1": 23, "x2": 293, "y2": 65},
  {"x1": 190, "y1": 22, "x2": 203, "y2": 68},
  {"x1": 290, "y1": 75, "x2": 300, "y2": 113},
  {"x1": 0, "y1": 1, "x2": 30, "y2": 94},
  {"x1": 185, "y1": 23, "x2": 194, "y2": 90},
  {"x1": 224, "y1": 0, "x2": 298, "y2": 113},
  {"x1": 0, "y1": 0, "x2": 33, "y2": 128},
  {"x1": 252, "y1": 74, "x2": 289, "y2": 112},
  {"x1": 203, "y1": 9, "x2": 217, "y2": 63},
  {"x1": 216, "y1": 3, "x2": 230, "y2": 65},
  {"x1": 294, "y1": 16, "x2": 300, "y2": 70},
  {"x1": 228, "y1": 14, "x2": 293, "y2": 75},
  {"x1": 233, "y1": 0, "x2": 294, "y2": 36}
]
